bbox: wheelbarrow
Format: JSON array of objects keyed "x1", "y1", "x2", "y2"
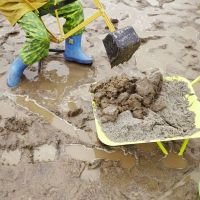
[
  {"x1": 91, "y1": 76, "x2": 200, "y2": 157},
  {"x1": 23, "y1": 0, "x2": 140, "y2": 67}
]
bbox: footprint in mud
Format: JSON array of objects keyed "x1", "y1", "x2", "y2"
[
  {"x1": 33, "y1": 144, "x2": 57, "y2": 162},
  {"x1": 1, "y1": 149, "x2": 21, "y2": 166}
]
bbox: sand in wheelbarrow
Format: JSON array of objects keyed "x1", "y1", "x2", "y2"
[{"x1": 90, "y1": 70, "x2": 197, "y2": 143}]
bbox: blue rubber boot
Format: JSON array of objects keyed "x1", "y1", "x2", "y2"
[
  {"x1": 64, "y1": 34, "x2": 93, "y2": 65},
  {"x1": 7, "y1": 57, "x2": 27, "y2": 88}
]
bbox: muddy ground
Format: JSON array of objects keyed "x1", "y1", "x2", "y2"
[{"x1": 0, "y1": 0, "x2": 200, "y2": 199}]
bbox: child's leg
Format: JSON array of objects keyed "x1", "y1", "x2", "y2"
[
  {"x1": 39, "y1": 0, "x2": 92, "y2": 64},
  {"x1": 58, "y1": 0, "x2": 92, "y2": 64},
  {"x1": 39, "y1": 0, "x2": 84, "y2": 35},
  {"x1": 7, "y1": 12, "x2": 50, "y2": 88},
  {"x1": 18, "y1": 12, "x2": 50, "y2": 65},
  {"x1": 58, "y1": 0, "x2": 84, "y2": 35}
]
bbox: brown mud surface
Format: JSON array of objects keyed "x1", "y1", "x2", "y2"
[
  {"x1": 0, "y1": 0, "x2": 200, "y2": 199},
  {"x1": 90, "y1": 70, "x2": 163, "y2": 121},
  {"x1": 91, "y1": 71, "x2": 197, "y2": 142}
]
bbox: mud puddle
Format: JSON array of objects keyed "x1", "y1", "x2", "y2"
[
  {"x1": 5, "y1": 94, "x2": 94, "y2": 144},
  {"x1": 17, "y1": 60, "x2": 94, "y2": 110},
  {"x1": 64, "y1": 144, "x2": 136, "y2": 169},
  {"x1": 63, "y1": 144, "x2": 136, "y2": 182},
  {"x1": 135, "y1": 143, "x2": 189, "y2": 169},
  {"x1": 63, "y1": 144, "x2": 190, "y2": 183},
  {"x1": 135, "y1": 143, "x2": 158, "y2": 153},
  {"x1": 136, "y1": 143, "x2": 189, "y2": 169},
  {"x1": 161, "y1": 152, "x2": 188, "y2": 169},
  {"x1": 64, "y1": 143, "x2": 189, "y2": 170},
  {"x1": 0, "y1": 58, "x2": 94, "y2": 116}
]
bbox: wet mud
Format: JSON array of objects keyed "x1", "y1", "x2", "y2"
[
  {"x1": 0, "y1": 0, "x2": 200, "y2": 199},
  {"x1": 91, "y1": 70, "x2": 163, "y2": 121},
  {"x1": 92, "y1": 71, "x2": 196, "y2": 142}
]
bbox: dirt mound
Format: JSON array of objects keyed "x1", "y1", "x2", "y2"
[
  {"x1": 90, "y1": 71, "x2": 197, "y2": 142},
  {"x1": 90, "y1": 70, "x2": 164, "y2": 122}
]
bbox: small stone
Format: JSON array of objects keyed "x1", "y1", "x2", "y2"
[
  {"x1": 67, "y1": 108, "x2": 83, "y2": 117},
  {"x1": 111, "y1": 18, "x2": 119, "y2": 24},
  {"x1": 88, "y1": 159, "x2": 103, "y2": 169}
]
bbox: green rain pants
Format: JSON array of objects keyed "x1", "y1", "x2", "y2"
[{"x1": 17, "y1": 0, "x2": 84, "y2": 65}]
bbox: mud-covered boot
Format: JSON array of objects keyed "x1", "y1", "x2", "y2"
[
  {"x1": 7, "y1": 57, "x2": 27, "y2": 88},
  {"x1": 64, "y1": 34, "x2": 93, "y2": 65}
]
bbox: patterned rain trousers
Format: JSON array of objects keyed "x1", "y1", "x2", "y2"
[{"x1": 18, "y1": 0, "x2": 84, "y2": 65}]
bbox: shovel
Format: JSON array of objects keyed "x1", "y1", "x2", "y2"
[
  {"x1": 91, "y1": 0, "x2": 141, "y2": 67},
  {"x1": 103, "y1": 26, "x2": 140, "y2": 67}
]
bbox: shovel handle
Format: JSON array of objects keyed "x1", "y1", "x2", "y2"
[{"x1": 93, "y1": 0, "x2": 116, "y2": 33}]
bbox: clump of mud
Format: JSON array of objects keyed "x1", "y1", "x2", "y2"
[
  {"x1": 4, "y1": 117, "x2": 31, "y2": 135},
  {"x1": 90, "y1": 70, "x2": 163, "y2": 122},
  {"x1": 90, "y1": 71, "x2": 197, "y2": 142}
]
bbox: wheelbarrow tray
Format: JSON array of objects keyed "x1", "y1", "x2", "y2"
[{"x1": 92, "y1": 76, "x2": 200, "y2": 146}]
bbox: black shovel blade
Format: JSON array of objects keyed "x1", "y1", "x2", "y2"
[{"x1": 103, "y1": 26, "x2": 140, "y2": 67}]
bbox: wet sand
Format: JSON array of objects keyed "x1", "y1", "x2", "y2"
[{"x1": 0, "y1": 0, "x2": 200, "y2": 199}]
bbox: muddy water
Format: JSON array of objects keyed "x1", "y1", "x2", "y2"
[
  {"x1": 95, "y1": 149, "x2": 135, "y2": 169},
  {"x1": 161, "y1": 152, "x2": 188, "y2": 169},
  {"x1": 64, "y1": 144, "x2": 136, "y2": 169},
  {"x1": 136, "y1": 143, "x2": 189, "y2": 169},
  {"x1": 64, "y1": 143, "x2": 189, "y2": 170},
  {"x1": 63, "y1": 144, "x2": 136, "y2": 182},
  {"x1": 135, "y1": 143, "x2": 158, "y2": 153},
  {"x1": 5, "y1": 94, "x2": 93, "y2": 144},
  {"x1": 18, "y1": 60, "x2": 94, "y2": 110}
]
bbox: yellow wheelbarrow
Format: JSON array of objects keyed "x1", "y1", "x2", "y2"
[
  {"x1": 92, "y1": 76, "x2": 200, "y2": 156},
  {"x1": 23, "y1": 0, "x2": 140, "y2": 67}
]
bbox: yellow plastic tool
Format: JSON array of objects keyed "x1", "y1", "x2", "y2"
[
  {"x1": 92, "y1": 76, "x2": 200, "y2": 156},
  {"x1": 23, "y1": 0, "x2": 140, "y2": 66},
  {"x1": 23, "y1": 0, "x2": 115, "y2": 43}
]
